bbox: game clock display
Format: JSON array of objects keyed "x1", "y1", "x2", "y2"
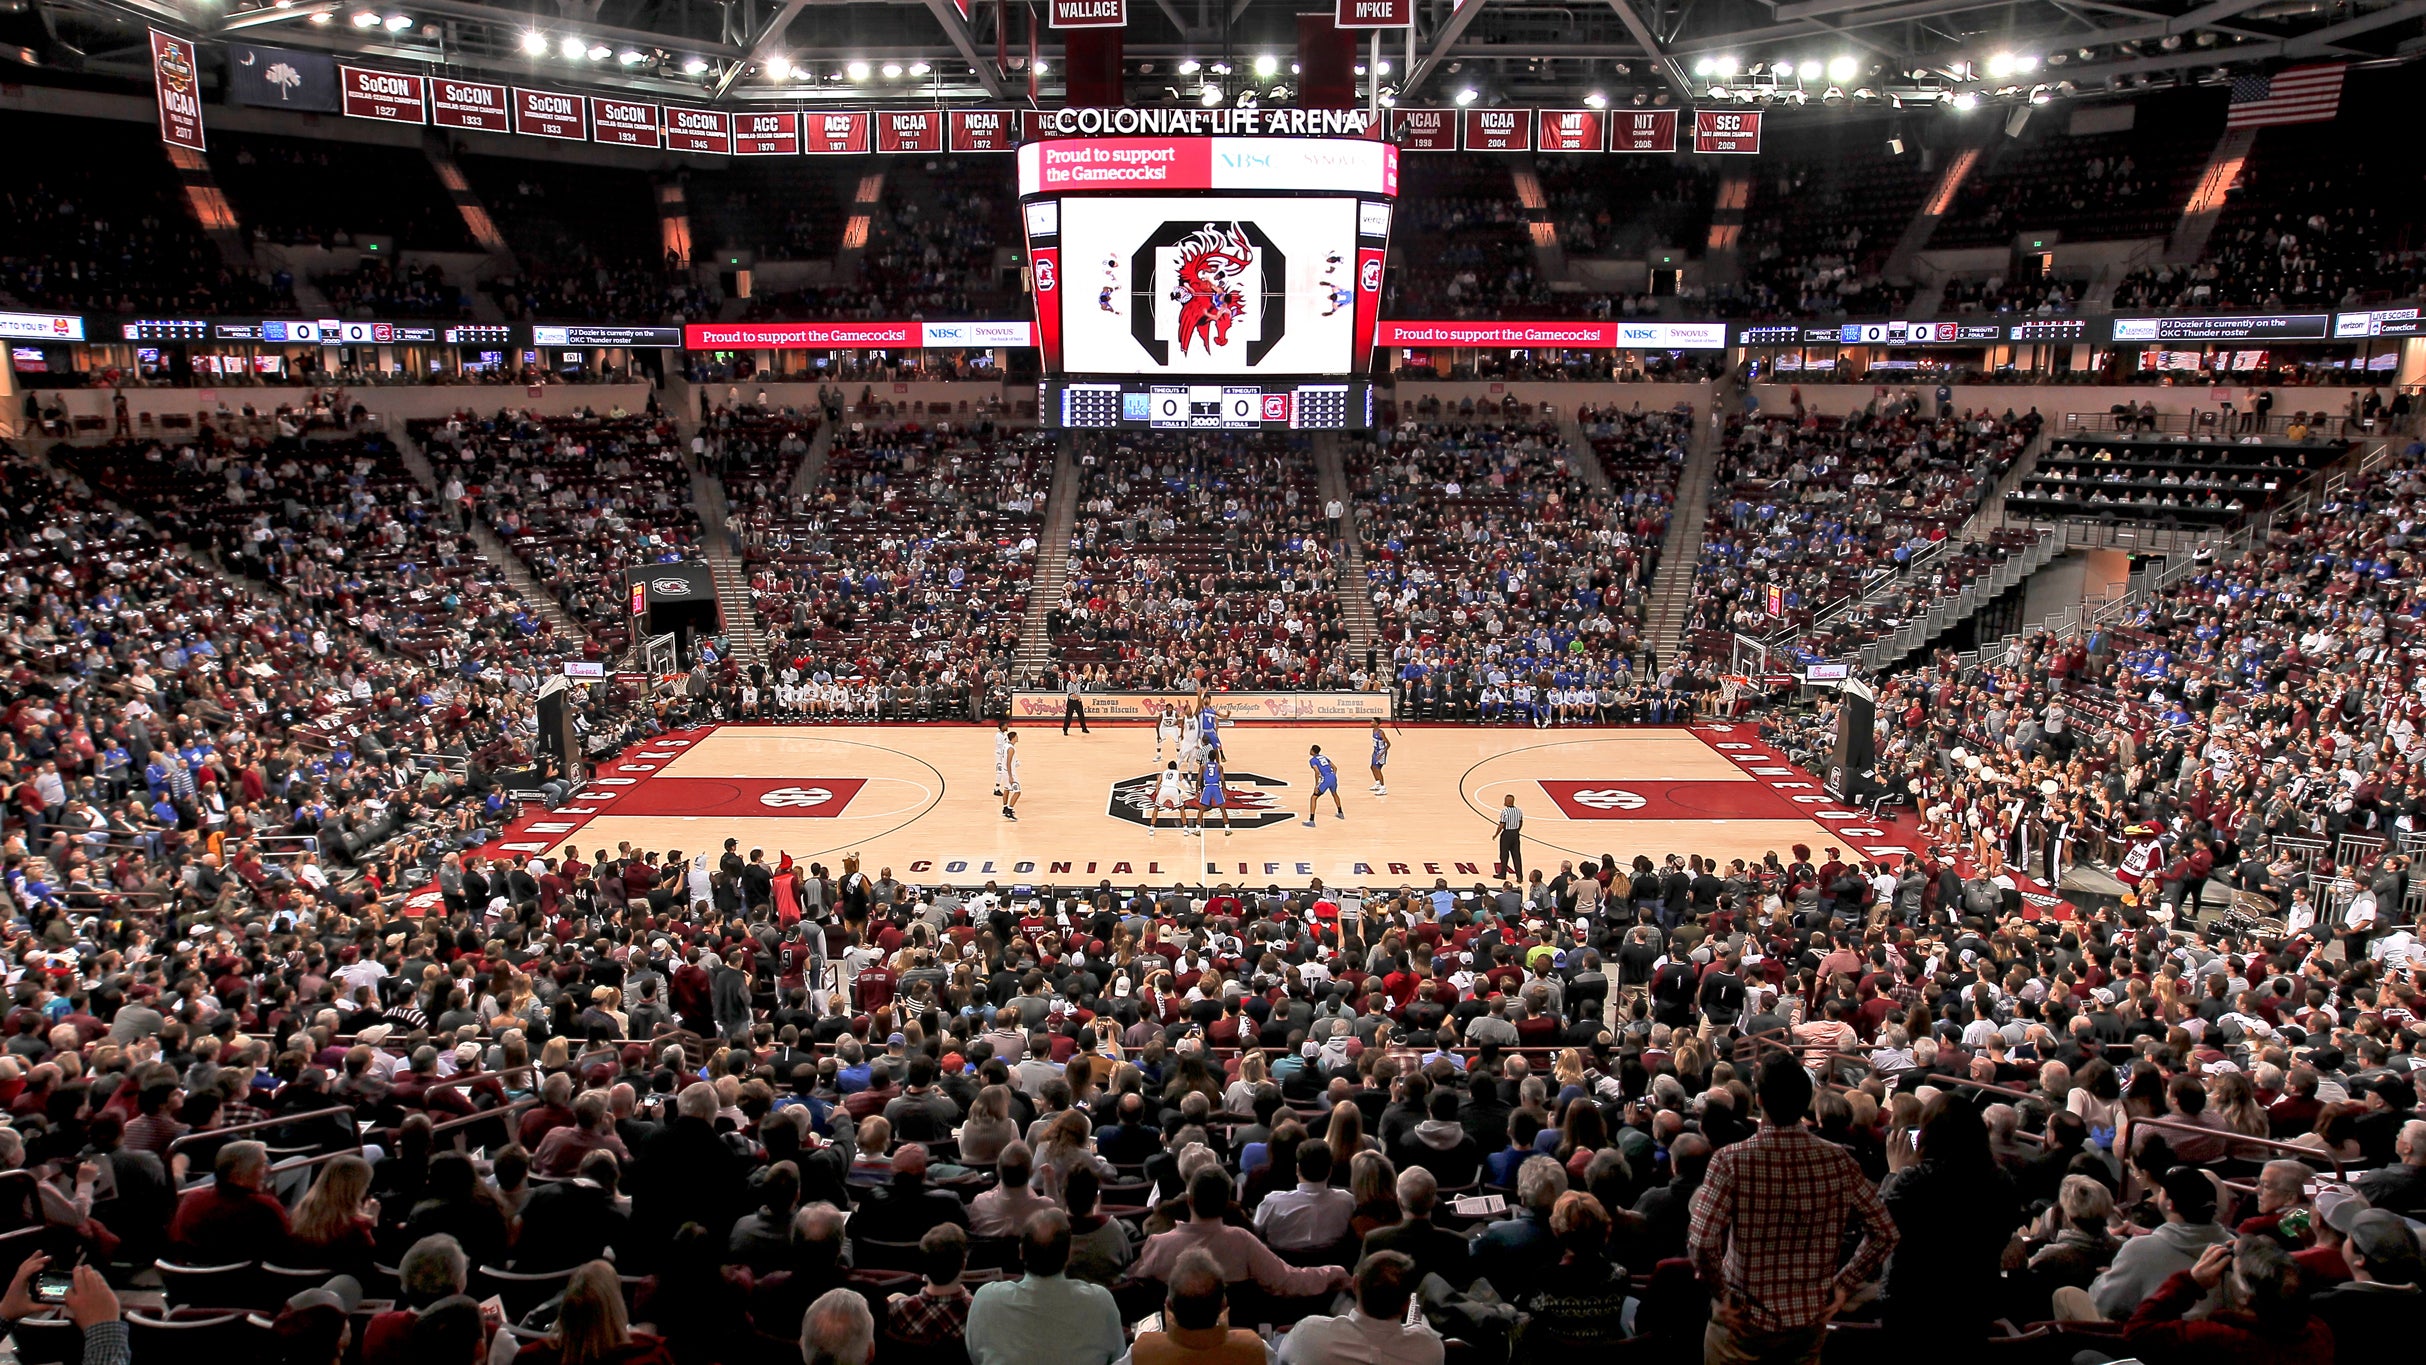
[{"x1": 1047, "y1": 379, "x2": 1372, "y2": 429}]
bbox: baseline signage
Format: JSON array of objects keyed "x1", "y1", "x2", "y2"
[
  {"x1": 1387, "y1": 109, "x2": 1456, "y2": 150},
  {"x1": 1377, "y1": 320, "x2": 1728, "y2": 350},
  {"x1": 1335, "y1": 0, "x2": 1414, "y2": 26},
  {"x1": 340, "y1": 66, "x2": 426, "y2": 124},
  {"x1": 1537, "y1": 110, "x2": 1604, "y2": 152},
  {"x1": 533, "y1": 325, "x2": 684, "y2": 348},
  {"x1": 431, "y1": 79, "x2": 511, "y2": 132},
  {"x1": 513, "y1": 88, "x2": 588, "y2": 141},
  {"x1": 1692, "y1": 109, "x2": 1763, "y2": 154},
  {"x1": 1017, "y1": 137, "x2": 1396, "y2": 194},
  {"x1": 1610, "y1": 109, "x2": 1679, "y2": 153},
  {"x1": 682, "y1": 321, "x2": 1036, "y2": 349},
  {"x1": 732, "y1": 111, "x2": 800, "y2": 155},
  {"x1": 950, "y1": 109, "x2": 1016, "y2": 152},
  {"x1": 802, "y1": 110, "x2": 872, "y2": 154},
  {"x1": 2112, "y1": 314, "x2": 2329, "y2": 342},
  {"x1": 0, "y1": 311, "x2": 85, "y2": 342},
  {"x1": 665, "y1": 106, "x2": 731, "y2": 154},
  {"x1": 1049, "y1": 0, "x2": 1126, "y2": 25},
  {"x1": 1011, "y1": 691, "x2": 1391, "y2": 722},
  {"x1": 590, "y1": 98, "x2": 661, "y2": 149}
]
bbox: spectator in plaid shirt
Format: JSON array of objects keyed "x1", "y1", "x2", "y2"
[
  {"x1": 885, "y1": 1223, "x2": 975, "y2": 1352},
  {"x1": 1689, "y1": 1054, "x2": 1897, "y2": 1365}
]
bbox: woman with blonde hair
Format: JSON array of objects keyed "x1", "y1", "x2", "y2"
[
  {"x1": 849, "y1": 1115, "x2": 895, "y2": 1184},
  {"x1": 1033, "y1": 1108, "x2": 1114, "y2": 1200},
  {"x1": 959, "y1": 1084, "x2": 1019, "y2": 1166},
  {"x1": 1348, "y1": 1150, "x2": 1399, "y2": 1239},
  {"x1": 2206, "y1": 1069, "x2": 2271, "y2": 1162},
  {"x1": 1323, "y1": 1101, "x2": 1371, "y2": 1175},
  {"x1": 515, "y1": 1259, "x2": 672, "y2": 1364},
  {"x1": 288, "y1": 1154, "x2": 379, "y2": 1276},
  {"x1": 1223, "y1": 1051, "x2": 1268, "y2": 1114}
]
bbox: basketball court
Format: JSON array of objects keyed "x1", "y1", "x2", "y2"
[{"x1": 460, "y1": 720, "x2": 1956, "y2": 894}]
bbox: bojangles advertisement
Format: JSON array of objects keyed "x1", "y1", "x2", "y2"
[{"x1": 150, "y1": 29, "x2": 206, "y2": 150}]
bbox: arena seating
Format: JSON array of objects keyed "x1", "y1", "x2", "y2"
[
  {"x1": 744, "y1": 422, "x2": 1046, "y2": 715},
  {"x1": 1349, "y1": 413, "x2": 1679, "y2": 717},
  {"x1": 415, "y1": 411, "x2": 699, "y2": 654},
  {"x1": 1944, "y1": 271, "x2": 2088, "y2": 317},
  {"x1": 2003, "y1": 432, "x2": 2327, "y2": 530},
  {"x1": 1685, "y1": 402, "x2": 2038, "y2": 662},
  {"x1": 1539, "y1": 153, "x2": 1715, "y2": 261},
  {"x1": 1385, "y1": 159, "x2": 1545, "y2": 318},
  {"x1": 459, "y1": 154, "x2": 717, "y2": 322},
  {"x1": 0, "y1": 111, "x2": 297, "y2": 315},
  {"x1": 208, "y1": 131, "x2": 474, "y2": 253},
  {"x1": 1732, "y1": 130, "x2": 1932, "y2": 320},
  {"x1": 1933, "y1": 94, "x2": 2220, "y2": 248},
  {"x1": 682, "y1": 159, "x2": 865, "y2": 263},
  {"x1": 1048, "y1": 433, "x2": 1348, "y2": 690}
]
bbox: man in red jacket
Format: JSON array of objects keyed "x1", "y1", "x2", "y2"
[
  {"x1": 2123, "y1": 1240, "x2": 2333, "y2": 1365},
  {"x1": 167, "y1": 1140, "x2": 290, "y2": 1264}
]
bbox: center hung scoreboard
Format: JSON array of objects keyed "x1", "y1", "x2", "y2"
[{"x1": 1020, "y1": 110, "x2": 1395, "y2": 430}]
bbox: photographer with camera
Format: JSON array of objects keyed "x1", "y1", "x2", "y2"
[{"x1": 0, "y1": 1253, "x2": 127, "y2": 1365}]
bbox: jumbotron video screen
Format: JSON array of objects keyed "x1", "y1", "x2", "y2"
[{"x1": 1020, "y1": 135, "x2": 1394, "y2": 429}]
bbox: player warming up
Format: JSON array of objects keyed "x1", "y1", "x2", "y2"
[
  {"x1": 992, "y1": 719, "x2": 1009, "y2": 798},
  {"x1": 1148, "y1": 760, "x2": 1188, "y2": 838},
  {"x1": 999, "y1": 731, "x2": 1021, "y2": 821},
  {"x1": 1303, "y1": 744, "x2": 1345, "y2": 826},
  {"x1": 1156, "y1": 703, "x2": 1182, "y2": 763},
  {"x1": 1368, "y1": 720, "x2": 1391, "y2": 796}
]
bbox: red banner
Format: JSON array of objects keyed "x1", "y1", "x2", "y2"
[
  {"x1": 732, "y1": 111, "x2": 799, "y2": 155},
  {"x1": 1353, "y1": 246, "x2": 1386, "y2": 367},
  {"x1": 1610, "y1": 108, "x2": 1679, "y2": 153},
  {"x1": 590, "y1": 98, "x2": 661, "y2": 149},
  {"x1": 149, "y1": 29, "x2": 205, "y2": 150},
  {"x1": 1462, "y1": 107, "x2": 1530, "y2": 151},
  {"x1": 1693, "y1": 108, "x2": 1763, "y2": 154},
  {"x1": 1388, "y1": 108, "x2": 1455, "y2": 150},
  {"x1": 875, "y1": 108, "x2": 944, "y2": 153},
  {"x1": 802, "y1": 110, "x2": 872, "y2": 154},
  {"x1": 431, "y1": 78, "x2": 511, "y2": 132},
  {"x1": 664, "y1": 106, "x2": 731, "y2": 154},
  {"x1": 340, "y1": 66, "x2": 426, "y2": 124},
  {"x1": 1030, "y1": 247, "x2": 1062, "y2": 370},
  {"x1": 1335, "y1": 0, "x2": 1413, "y2": 26},
  {"x1": 1536, "y1": 109, "x2": 1603, "y2": 152},
  {"x1": 1049, "y1": 0, "x2": 1126, "y2": 25},
  {"x1": 950, "y1": 109, "x2": 1016, "y2": 152},
  {"x1": 513, "y1": 88, "x2": 587, "y2": 141},
  {"x1": 685, "y1": 323, "x2": 920, "y2": 348}
]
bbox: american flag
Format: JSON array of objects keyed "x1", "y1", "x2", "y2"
[{"x1": 2225, "y1": 63, "x2": 2346, "y2": 128}]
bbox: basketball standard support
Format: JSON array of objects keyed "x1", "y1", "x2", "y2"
[{"x1": 643, "y1": 632, "x2": 679, "y2": 691}]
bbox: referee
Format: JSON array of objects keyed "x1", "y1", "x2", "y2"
[
  {"x1": 1061, "y1": 670, "x2": 1090, "y2": 735},
  {"x1": 1494, "y1": 793, "x2": 1525, "y2": 879}
]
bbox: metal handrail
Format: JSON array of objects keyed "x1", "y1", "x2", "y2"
[{"x1": 165, "y1": 1104, "x2": 363, "y2": 1157}]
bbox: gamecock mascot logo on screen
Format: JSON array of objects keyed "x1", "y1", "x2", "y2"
[
  {"x1": 1171, "y1": 224, "x2": 1252, "y2": 355},
  {"x1": 1132, "y1": 219, "x2": 1285, "y2": 366}
]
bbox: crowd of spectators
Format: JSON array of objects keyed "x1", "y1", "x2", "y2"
[
  {"x1": 737, "y1": 421, "x2": 1044, "y2": 719},
  {"x1": 1934, "y1": 115, "x2": 2214, "y2": 250},
  {"x1": 1045, "y1": 434, "x2": 1349, "y2": 692},
  {"x1": 1385, "y1": 162, "x2": 1546, "y2": 319},
  {"x1": 1684, "y1": 395, "x2": 2038, "y2": 663},
  {"x1": 1729, "y1": 135, "x2": 1933, "y2": 322},
  {"x1": 414, "y1": 409, "x2": 700, "y2": 657},
  {"x1": 1945, "y1": 273, "x2": 2088, "y2": 318},
  {"x1": 1351, "y1": 412, "x2": 1679, "y2": 719}
]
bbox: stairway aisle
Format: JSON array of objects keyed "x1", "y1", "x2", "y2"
[
  {"x1": 687, "y1": 460, "x2": 766, "y2": 669},
  {"x1": 1313, "y1": 432, "x2": 1378, "y2": 654},
  {"x1": 395, "y1": 434, "x2": 580, "y2": 639},
  {"x1": 1641, "y1": 378, "x2": 1731, "y2": 668},
  {"x1": 1011, "y1": 436, "x2": 1081, "y2": 685},
  {"x1": 1557, "y1": 406, "x2": 1615, "y2": 498},
  {"x1": 791, "y1": 419, "x2": 837, "y2": 502}
]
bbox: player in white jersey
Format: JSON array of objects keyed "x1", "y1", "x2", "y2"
[
  {"x1": 1156, "y1": 704, "x2": 1182, "y2": 761},
  {"x1": 993, "y1": 721, "x2": 1010, "y2": 797},
  {"x1": 1148, "y1": 760, "x2": 1188, "y2": 838},
  {"x1": 998, "y1": 730, "x2": 1021, "y2": 820},
  {"x1": 1177, "y1": 713, "x2": 1204, "y2": 773}
]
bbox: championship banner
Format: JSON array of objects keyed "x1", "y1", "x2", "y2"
[
  {"x1": 591, "y1": 97, "x2": 662, "y2": 149},
  {"x1": 950, "y1": 109, "x2": 1016, "y2": 152},
  {"x1": 875, "y1": 109, "x2": 945, "y2": 153},
  {"x1": 1461, "y1": 107, "x2": 1530, "y2": 151},
  {"x1": 1536, "y1": 109, "x2": 1604, "y2": 153},
  {"x1": 1692, "y1": 108, "x2": 1763, "y2": 154},
  {"x1": 1388, "y1": 109, "x2": 1455, "y2": 150},
  {"x1": 1011, "y1": 691, "x2": 1392, "y2": 721},
  {"x1": 150, "y1": 30, "x2": 206, "y2": 150},
  {"x1": 1610, "y1": 109, "x2": 1679, "y2": 153},
  {"x1": 341, "y1": 66, "x2": 427, "y2": 124},
  {"x1": 665, "y1": 106, "x2": 732, "y2": 154}
]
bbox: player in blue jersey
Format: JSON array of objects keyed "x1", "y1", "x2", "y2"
[
  {"x1": 1188, "y1": 747, "x2": 1232, "y2": 837},
  {"x1": 1303, "y1": 744, "x2": 1344, "y2": 825},
  {"x1": 1367, "y1": 720, "x2": 1391, "y2": 796}
]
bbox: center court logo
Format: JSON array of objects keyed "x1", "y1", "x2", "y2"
[
  {"x1": 758, "y1": 786, "x2": 839, "y2": 809},
  {"x1": 1108, "y1": 770, "x2": 1295, "y2": 829}
]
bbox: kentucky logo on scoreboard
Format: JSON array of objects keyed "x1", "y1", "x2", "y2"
[{"x1": 1134, "y1": 220, "x2": 1285, "y2": 365}]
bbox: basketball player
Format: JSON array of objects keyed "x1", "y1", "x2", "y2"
[
  {"x1": 1368, "y1": 720, "x2": 1391, "y2": 796},
  {"x1": 999, "y1": 731, "x2": 1021, "y2": 821},
  {"x1": 1303, "y1": 743, "x2": 1344, "y2": 826},
  {"x1": 1149, "y1": 760, "x2": 1187, "y2": 838},
  {"x1": 1197, "y1": 745, "x2": 1234, "y2": 836},
  {"x1": 1177, "y1": 702, "x2": 1205, "y2": 773},
  {"x1": 993, "y1": 719, "x2": 1010, "y2": 798},
  {"x1": 1156, "y1": 703, "x2": 1183, "y2": 763},
  {"x1": 1197, "y1": 692, "x2": 1225, "y2": 760}
]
